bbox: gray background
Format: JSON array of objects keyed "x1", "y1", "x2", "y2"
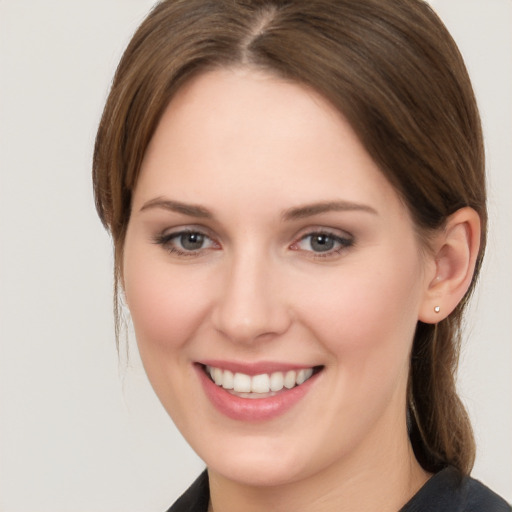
[{"x1": 0, "y1": 1, "x2": 510, "y2": 510}]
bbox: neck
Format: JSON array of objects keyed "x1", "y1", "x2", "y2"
[{"x1": 207, "y1": 423, "x2": 430, "y2": 512}]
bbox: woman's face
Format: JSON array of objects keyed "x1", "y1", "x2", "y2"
[{"x1": 123, "y1": 68, "x2": 434, "y2": 486}]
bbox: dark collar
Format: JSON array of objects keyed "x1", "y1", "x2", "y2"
[
  {"x1": 166, "y1": 471, "x2": 209, "y2": 512},
  {"x1": 400, "y1": 466, "x2": 510, "y2": 511},
  {"x1": 167, "y1": 467, "x2": 510, "y2": 512}
]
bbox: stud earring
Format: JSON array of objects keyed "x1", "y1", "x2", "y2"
[{"x1": 434, "y1": 306, "x2": 440, "y2": 313}]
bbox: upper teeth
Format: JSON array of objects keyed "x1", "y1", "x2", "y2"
[{"x1": 205, "y1": 366, "x2": 314, "y2": 394}]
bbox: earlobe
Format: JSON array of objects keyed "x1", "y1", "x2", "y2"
[{"x1": 419, "y1": 207, "x2": 481, "y2": 324}]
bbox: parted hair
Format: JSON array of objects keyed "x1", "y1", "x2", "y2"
[{"x1": 93, "y1": 0, "x2": 486, "y2": 475}]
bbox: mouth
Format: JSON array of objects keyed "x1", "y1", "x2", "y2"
[
  {"x1": 196, "y1": 362, "x2": 324, "y2": 421},
  {"x1": 202, "y1": 364, "x2": 323, "y2": 399}
]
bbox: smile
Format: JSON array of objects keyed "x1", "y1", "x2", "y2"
[
  {"x1": 197, "y1": 362, "x2": 323, "y2": 421},
  {"x1": 205, "y1": 365, "x2": 316, "y2": 397}
]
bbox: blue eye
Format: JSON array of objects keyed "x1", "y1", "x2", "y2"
[
  {"x1": 153, "y1": 230, "x2": 217, "y2": 255},
  {"x1": 293, "y1": 231, "x2": 353, "y2": 256}
]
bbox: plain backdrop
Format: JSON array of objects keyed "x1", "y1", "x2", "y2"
[{"x1": 0, "y1": 1, "x2": 510, "y2": 510}]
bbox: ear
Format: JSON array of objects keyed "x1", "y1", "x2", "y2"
[{"x1": 419, "y1": 207, "x2": 481, "y2": 324}]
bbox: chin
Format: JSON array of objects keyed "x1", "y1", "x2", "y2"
[
  {"x1": 194, "y1": 430, "x2": 316, "y2": 487},
  {"x1": 208, "y1": 454, "x2": 309, "y2": 487}
]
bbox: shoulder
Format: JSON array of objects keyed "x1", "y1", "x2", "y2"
[
  {"x1": 165, "y1": 471, "x2": 209, "y2": 512},
  {"x1": 401, "y1": 466, "x2": 511, "y2": 512}
]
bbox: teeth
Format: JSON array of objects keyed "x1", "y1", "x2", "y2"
[
  {"x1": 284, "y1": 370, "x2": 296, "y2": 389},
  {"x1": 233, "y1": 372, "x2": 251, "y2": 392},
  {"x1": 296, "y1": 368, "x2": 313, "y2": 385},
  {"x1": 206, "y1": 366, "x2": 315, "y2": 394},
  {"x1": 269, "y1": 371, "x2": 284, "y2": 392},
  {"x1": 213, "y1": 367, "x2": 223, "y2": 386},
  {"x1": 251, "y1": 374, "x2": 270, "y2": 393},
  {"x1": 222, "y1": 370, "x2": 234, "y2": 390}
]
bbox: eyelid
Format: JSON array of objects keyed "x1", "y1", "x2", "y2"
[
  {"x1": 289, "y1": 227, "x2": 354, "y2": 257},
  {"x1": 157, "y1": 222, "x2": 213, "y2": 235},
  {"x1": 152, "y1": 226, "x2": 221, "y2": 255},
  {"x1": 154, "y1": 223, "x2": 219, "y2": 242},
  {"x1": 291, "y1": 225, "x2": 354, "y2": 243}
]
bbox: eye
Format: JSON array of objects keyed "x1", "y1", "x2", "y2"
[
  {"x1": 153, "y1": 229, "x2": 219, "y2": 256},
  {"x1": 177, "y1": 232, "x2": 207, "y2": 251},
  {"x1": 291, "y1": 231, "x2": 353, "y2": 257}
]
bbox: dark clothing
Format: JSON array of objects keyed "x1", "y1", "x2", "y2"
[
  {"x1": 167, "y1": 472, "x2": 209, "y2": 512},
  {"x1": 399, "y1": 466, "x2": 510, "y2": 511},
  {"x1": 167, "y1": 467, "x2": 511, "y2": 511}
]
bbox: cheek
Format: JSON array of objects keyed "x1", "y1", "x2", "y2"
[
  {"x1": 122, "y1": 248, "x2": 212, "y2": 358},
  {"x1": 299, "y1": 247, "x2": 423, "y2": 375},
  {"x1": 122, "y1": 248, "x2": 217, "y2": 429}
]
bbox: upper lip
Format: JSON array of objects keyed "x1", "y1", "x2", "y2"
[{"x1": 198, "y1": 360, "x2": 320, "y2": 376}]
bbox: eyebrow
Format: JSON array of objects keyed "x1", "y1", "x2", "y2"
[
  {"x1": 139, "y1": 197, "x2": 213, "y2": 218},
  {"x1": 281, "y1": 200, "x2": 378, "y2": 221},
  {"x1": 139, "y1": 197, "x2": 378, "y2": 221}
]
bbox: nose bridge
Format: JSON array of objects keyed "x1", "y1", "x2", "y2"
[{"x1": 212, "y1": 243, "x2": 290, "y2": 343}]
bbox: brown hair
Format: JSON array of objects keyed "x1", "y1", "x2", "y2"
[{"x1": 93, "y1": 0, "x2": 486, "y2": 475}]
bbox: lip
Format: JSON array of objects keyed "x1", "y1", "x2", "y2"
[{"x1": 195, "y1": 362, "x2": 321, "y2": 422}]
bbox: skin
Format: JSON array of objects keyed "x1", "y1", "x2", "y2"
[{"x1": 121, "y1": 68, "x2": 477, "y2": 511}]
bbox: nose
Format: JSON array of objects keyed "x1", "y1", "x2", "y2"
[{"x1": 211, "y1": 248, "x2": 292, "y2": 344}]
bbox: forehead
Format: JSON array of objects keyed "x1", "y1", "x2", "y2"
[{"x1": 134, "y1": 67, "x2": 405, "y2": 220}]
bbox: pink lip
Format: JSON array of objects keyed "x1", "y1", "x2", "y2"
[{"x1": 195, "y1": 363, "x2": 321, "y2": 422}]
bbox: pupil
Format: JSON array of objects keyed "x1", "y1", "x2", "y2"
[
  {"x1": 311, "y1": 234, "x2": 334, "y2": 252},
  {"x1": 180, "y1": 232, "x2": 204, "y2": 250}
]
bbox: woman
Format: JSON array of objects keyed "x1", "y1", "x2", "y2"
[{"x1": 93, "y1": 0, "x2": 510, "y2": 510}]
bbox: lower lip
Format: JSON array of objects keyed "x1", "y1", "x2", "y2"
[{"x1": 196, "y1": 365, "x2": 319, "y2": 422}]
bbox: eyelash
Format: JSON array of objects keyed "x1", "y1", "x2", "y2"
[
  {"x1": 152, "y1": 229, "x2": 354, "y2": 258},
  {"x1": 152, "y1": 229, "x2": 219, "y2": 257},
  {"x1": 291, "y1": 231, "x2": 354, "y2": 258}
]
